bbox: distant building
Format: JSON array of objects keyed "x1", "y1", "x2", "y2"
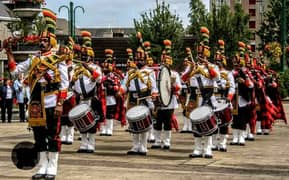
[{"x1": 210, "y1": 0, "x2": 270, "y2": 54}]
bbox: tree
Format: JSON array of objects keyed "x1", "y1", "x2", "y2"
[
  {"x1": 131, "y1": 0, "x2": 185, "y2": 64},
  {"x1": 187, "y1": 2, "x2": 251, "y2": 61},
  {"x1": 257, "y1": 0, "x2": 289, "y2": 47},
  {"x1": 187, "y1": 0, "x2": 208, "y2": 57}
]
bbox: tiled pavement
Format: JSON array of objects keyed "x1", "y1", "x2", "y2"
[{"x1": 0, "y1": 104, "x2": 288, "y2": 180}]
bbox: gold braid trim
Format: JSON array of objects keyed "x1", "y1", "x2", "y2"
[
  {"x1": 126, "y1": 69, "x2": 152, "y2": 90},
  {"x1": 28, "y1": 55, "x2": 64, "y2": 93},
  {"x1": 220, "y1": 71, "x2": 230, "y2": 88},
  {"x1": 72, "y1": 65, "x2": 92, "y2": 82},
  {"x1": 188, "y1": 65, "x2": 210, "y2": 79}
]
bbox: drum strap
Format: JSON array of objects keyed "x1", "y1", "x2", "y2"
[
  {"x1": 134, "y1": 78, "x2": 141, "y2": 94},
  {"x1": 80, "y1": 76, "x2": 88, "y2": 97}
]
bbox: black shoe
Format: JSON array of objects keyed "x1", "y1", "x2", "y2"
[
  {"x1": 263, "y1": 132, "x2": 270, "y2": 135},
  {"x1": 86, "y1": 149, "x2": 94, "y2": 153},
  {"x1": 106, "y1": 134, "x2": 112, "y2": 136},
  {"x1": 61, "y1": 141, "x2": 67, "y2": 145},
  {"x1": 256, "y1": 132, "x2": 262, "y2": 135},
  {"x1": 180, "y1": 130, "x2": 187, "y2": 133},
  {"x1": 211, "y1": 147, "x2": 218, "y2": 151},
  {"x1": 32, "y1": 173, "x2": 46, "y2": 179},
  {"x1": 77, "y1": 149, "x2": 87, "y2": 153},
  {"x1": 219, "y1": 148, "x2": 227, "y2": 152},
  {"x1": 66, "y1": 141, "x2": 73, "y2": 145},
  {"x1": 230, "y1": 142, "x2": 239, "y2": 145},
  {"x1": 147, "y1": 139, "x2": 155, "y2": 143},
  {"x1": 151, "y1": 145, "x2": 161, "y2": 149},
  {"x1": 77, "y1": 137, "x2": 81, "y2": 141},
  {"x1": 45, "y1": 174, "x2": 56, "y2": 180},
  {"x1": 8, "y1": 120, "x2": 11, "y2": 123},
  {"x1": 163, "y1": 145, "x2": 170, "y2": 150},
  {"x1": 239, "y1": 143, "x2": 245, "y2": 146},
  {"x1": 204, "y1": 154, "x2": 213, "y2": 159},
  {"x1": 138, "y1": 151, "x2": 147, "y2": 156},
  {"x1": 127, "y1": 150, "x2": 139, "y2": 155},
  {"x1": 247, "y1": 138, "x2": 255, "y2": 141},
  {"x1": 99, "y1": 133, "x2": 106, "y2": 136},
  {"x1": 189, "y1": 154, "x2": 203, "y2": 158}
]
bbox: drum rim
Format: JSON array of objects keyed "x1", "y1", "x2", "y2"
[
  {"x1": 126, "y1": 105, "x2": 150, "y2": 120},
  {"x1": 68, "y1": 104, "x2": 91, "y2": 119},
  {"x1": 158, "y1": 65, "x2": 173, "y2": 107},
  {"x1": 189, "y1": 106, "x2": 213, "y2": 122}
]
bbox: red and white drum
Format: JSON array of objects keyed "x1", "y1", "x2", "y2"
[
  {"x1": 214, "y1": 98, "x2": 232, "y2": 127},
  {"x1": 126, "y1": 105, "x2": 152, "y2": 133},
  {"x1": 68, "y1": 103, "x2": 97, "y2": 133},
  {"x1": 189, "y1": 106, "x2": 217, "y2": 136}
]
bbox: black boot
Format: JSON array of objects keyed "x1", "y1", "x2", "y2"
[
  {"x1": 32, "y1": 173, "x2": 46, "y2": 179},
  {"x1": 45, "y1": 174, "x2": 56, "y2": 180}
]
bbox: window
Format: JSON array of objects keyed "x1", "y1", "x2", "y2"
[
  {"x1": 249, "y1": 21, "x2": 256, "y2": 29},
  {"x1": 249, "y1": 0, "x2": 256, "y2": 5},
  {"x1": 249, "y1": 9, "x2": 256, "y2": 17}
]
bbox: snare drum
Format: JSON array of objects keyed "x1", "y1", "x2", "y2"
[
  {"x1": 189, "y1": 106, "x2": 217, "y2": 136},
  {"x1": 214, "y1": 99, "x2": 232, "y2": 127},
  {"x1": 126, "y1": 105, "x2": 152, "y2": 133},
  {"x1": 68, "y1": 103, "x2": 98, "y2": 133}
]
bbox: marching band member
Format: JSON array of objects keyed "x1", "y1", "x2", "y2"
[
  {"x1": 143, "y1": 41, "x2": 157, "y2": 143},
  {"x1": 58, "y1": 38, "x2": 77, "y2": 145},
  {"x1": 151, "y1": 40, "x2": 182, "y2": 150},
  {"x1": 243, "y1": 45, "x2": 257, "y2": 141},
  {"x1": 212, "y1": 40, "x2": 235, "y2": 152},
  {"x1": 100, "y1": 49, "x2": 125, "y2": 136},
  {"x1": 70, "y1": 31, "x2": 104, "y2": 153},
  {"x1": 122, "y1": 32, "x2": 158, "y2": 155},
  {"x1": 179, "y1": 51, "x2": 194, "y2": 133},
  {"x1": 5, "y1": 8, "x2": 68, "y2": 180},
  {"x1": 183, "y1": 27, "x2": 220, "y2": 158},
  {"x1": 230, "y1": 41, "x2": 254, "y2": 146}
]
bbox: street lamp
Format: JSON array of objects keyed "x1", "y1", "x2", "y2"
[
  {"x1": 59, "y1": 1, "x2": 84, "y2": 39},
  {"x1": 280, "y1": 0, "x2": 287, "y2": 72}
]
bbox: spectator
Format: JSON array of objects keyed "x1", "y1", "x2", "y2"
[
  {"x1": 14, "y1": 73, "x2": 26, "y2": 122},
  {"x1": 0, "y1": 78, "x2": 15, "y2": 123}
]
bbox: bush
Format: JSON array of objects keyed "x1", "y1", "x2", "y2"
[{"x1": 279, "y1": 68, "x2": 289, "y2": 98}]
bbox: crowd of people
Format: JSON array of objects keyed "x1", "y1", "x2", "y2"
[{"x1": 1, "y1": 8, "x2": 287, "y2": 180}]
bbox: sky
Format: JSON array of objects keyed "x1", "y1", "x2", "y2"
[{"x1": 45, "y1": 0, "x2": 210, "y2": 28}]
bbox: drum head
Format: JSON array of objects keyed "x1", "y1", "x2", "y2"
[
  {"x1": 190, "y1": 106, "x2": 213, "y2": 122},
  {"x1": 158, "y1": 66, "x2": 172, "y2": 107},
  {"x1": 11, "y1": 141, "x2": 39, "y2": 170},
  {"x1": 126, "y1": 105, "x2": 150, "y2": 121},
  {"x1": 69, "y1": 103, "x2": 89, "y2": 119}
]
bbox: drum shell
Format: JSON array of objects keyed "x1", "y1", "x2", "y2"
[
  {"x1": 189, "y1": 106, "x2": 217, "y2": 136},
  {"x1": 62, "y1": 95, "x2": 76, "y2": 117},
  {"x1": 215, "y1": 106, "x2": 232, "y2": 127},
  {"x1": 68, "y1": 104, "x2": 97, "y2": 133},
  {"x1": 126, "y1": 105, "x2": 152, "y2": 134}
]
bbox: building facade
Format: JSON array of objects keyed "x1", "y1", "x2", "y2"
[{"x1": 210, "y1": 0, "x2": 269, "y2": 53}]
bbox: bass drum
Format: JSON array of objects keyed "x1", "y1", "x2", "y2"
[{"x1": 157, "y1": 66, "x2": 172, "y2": 107}]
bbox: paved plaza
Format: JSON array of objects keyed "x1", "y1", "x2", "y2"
[{"x1": 0, "y1": 103, "x2": 288, "y2": 180}]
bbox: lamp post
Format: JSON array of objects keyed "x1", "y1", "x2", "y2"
[
  {"x1": 59, "y1": 1, "x2": 84, "y2": 39},
  {"x1": 280, "y1": 0, "x2": 287, "y2": 72}
]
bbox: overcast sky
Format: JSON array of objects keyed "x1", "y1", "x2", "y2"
[{"x1": 45, "y1": 0, "x2": 210, "y2": 28}]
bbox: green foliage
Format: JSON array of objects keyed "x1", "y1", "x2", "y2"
[
  {"x1": 131, "y1": 0, "x2": 185, "y2": 65},
  {"x1": 187, "y1": 1, "x2": 251, "y2": 61},
  {"x1": 279, "y1": 68, "x2": 289, "y2": 97},
  {"x1": 257, "y1": 0, "x2": 289, "y2": 46}
]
